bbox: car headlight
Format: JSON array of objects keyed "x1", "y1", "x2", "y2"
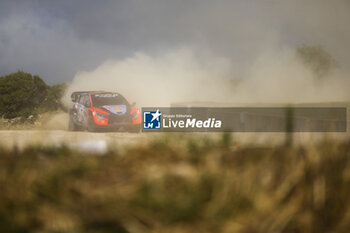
[
  {"x1": 132, "y1": 111, "x2": 139, "y2": 117},
  {"x1": 95, "y1": 111, "x2": 108, "y2": 121},
  {"x1": 131, "y1": 108, "x2": 140, "y2": 117}
]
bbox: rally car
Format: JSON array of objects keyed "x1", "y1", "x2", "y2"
[{"x1": 68, "y1": 91, "x2": 141, "y2": 132}]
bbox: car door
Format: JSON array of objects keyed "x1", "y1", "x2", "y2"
[
  {"x1": 77, "y1": 95, "x2": 86, "y2": 124},
  {"x1": 82, "y1": 95, "x2": 91, "y2": 127}
]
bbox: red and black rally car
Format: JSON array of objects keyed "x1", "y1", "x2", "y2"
[{"x1": 68, "y1": 91, "x2": 141, "y2": 132}]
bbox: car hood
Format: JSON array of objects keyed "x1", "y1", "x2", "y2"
[{"x1": 101, "y1": 105, "x2": 127, "y2": 115}]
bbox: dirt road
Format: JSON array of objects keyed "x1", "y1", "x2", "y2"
[
  {"x1": 0, "y1": 130, "x2": 157, "y2": 152},
  {"x1": 0, "y1": 130, "x2": 349, "y2": 153}
]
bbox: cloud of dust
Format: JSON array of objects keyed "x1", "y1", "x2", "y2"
[
  {"x1": 64, "y1": 48, "x2": 235, "y2": 107},
  {"x1": 231, "y1": 47, "x2": 350, "y2": 103},
  {"x1": 64, "y1": 47, "x2": 350, "y2": 107},
  {"x1": 42, "y1": 112, "x2": 69, "y2": 130}
]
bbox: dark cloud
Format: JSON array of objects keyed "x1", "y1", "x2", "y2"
[{"x1": 0, "y1": 0, "x2": 349, "y2": 84}]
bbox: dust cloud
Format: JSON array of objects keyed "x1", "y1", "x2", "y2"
[
  {"x1": 64, "y1": 48, "x2": 234, "y2": 107},
  {"x1": 42, "y1": 112, "x2": 69, "y2": 130},
  {"x1": 62, "y1": 0, "x2": 350, "y2": 107},
  {"x1": 64, "y1": 47, "x2": 350, "y2": 107}
]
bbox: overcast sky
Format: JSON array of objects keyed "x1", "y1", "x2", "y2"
[{"x1": 1, "y1": 0, "x2": 349, "y2": 84}]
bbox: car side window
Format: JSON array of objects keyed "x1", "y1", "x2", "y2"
[
  {"x1": 79, "y1": 96, "x2": 85, "y2": 105},
  {"x1": 84, "y1": 96, "x2": 91, "y2": 107}
]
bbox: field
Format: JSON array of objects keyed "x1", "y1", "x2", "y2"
[
  {"x1": 1, "y1": 133, "x2": 350, "y2": 233},
  {"x1": 0, "y1": 104, "x2": 349, "y2": 232},
  {"x1": 2, "y1": 0, "x2": 350, "y2": 232}
]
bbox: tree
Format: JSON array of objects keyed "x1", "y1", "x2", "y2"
[
  {"x1": 296, "y1": 45, "x2": 338, "y2": 79},
  {"x1": 40, "y1": 83, "x2": 68, "y2": 111},
  {"x1": 0, "y1": 71, "x2": 66, "y2": 119}
]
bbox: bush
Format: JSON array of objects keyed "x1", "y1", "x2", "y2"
[
  {"x1": 0, "y1": 136, "x2": 350, "y2": 233},
  {"x1": 0, "y1": 71, "x2": 66, "y2": 119}
]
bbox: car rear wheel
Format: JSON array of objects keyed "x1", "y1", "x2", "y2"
[{"x1": 68, "y1": 115, "x2": 80, "y2": 131}]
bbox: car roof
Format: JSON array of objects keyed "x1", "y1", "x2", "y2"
[
  {"x1": 71, "y1": 91, "x2": 121, "y2": 102},
  {"x1": 90, "y1": 91, "x2": 119, "y2": 95},
  {"x1": 72, "y1": 91, "x2": 120, "y2": 95}
]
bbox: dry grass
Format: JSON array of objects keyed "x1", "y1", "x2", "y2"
[
  {"x1": 0, "y1": 134, "x2": 350, "y2": 233},
  {"x1": 0, "y1": 111, "x2": 67, "y2": 130}
]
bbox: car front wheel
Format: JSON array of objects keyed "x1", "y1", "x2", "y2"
[{"x1": 87, "y1": 113, "x2": 98, "y2": 132}]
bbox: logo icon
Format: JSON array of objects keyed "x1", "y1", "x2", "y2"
[{"x1": 143, "y1": 110, "x2": 162, "y2": 129}]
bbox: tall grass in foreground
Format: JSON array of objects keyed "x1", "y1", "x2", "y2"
[{"x1": 0, "y1": 134, "x2": 350, "y2": 233}]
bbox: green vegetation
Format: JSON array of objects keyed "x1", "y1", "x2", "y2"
[
  {"x1": 0, "y1": 71, "x2": 66, "y2": 119},
  {"x1": 1, "y1": 135, "x2": 350, "y2": 233}
]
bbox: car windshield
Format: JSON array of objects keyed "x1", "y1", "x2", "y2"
[{"x1": 92, "y1": 93, "x2": 129, "y2": 107}]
